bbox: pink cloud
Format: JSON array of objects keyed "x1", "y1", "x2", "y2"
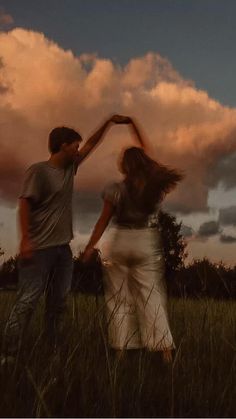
[{"x1": 1, "y1": 28, "x2": 236, "y2": 214}]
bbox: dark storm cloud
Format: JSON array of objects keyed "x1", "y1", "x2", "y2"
[
  {"x1": 73, "y1": 190, "x2": 102, "y2": 213},
  {"x1": 219, "y1": 206, "x2": 236, "y2": 226},
  {"x1": 198, "y1": 220, "x2": 220, "y2": 237},
  {"x1": 220, "y1": 234, "x2": 236, "y2": 244},
  {"x1": 207, "y1": 150, "x2": 236, "y2": 191},
  {"x1": 180, "y1": 224, "x2": 194, "y2": 238},
  {"x1": 73, "y1": 191, "x2": 101, "y2": 234}
]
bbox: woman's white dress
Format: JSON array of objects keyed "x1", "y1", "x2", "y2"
[{"x1": 102, "y1": 182, "x2": 175, "y2": 351}]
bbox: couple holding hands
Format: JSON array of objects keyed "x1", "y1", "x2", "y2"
[{"x1": 2, "y1": 114, "x2": 183, "y2": 365}]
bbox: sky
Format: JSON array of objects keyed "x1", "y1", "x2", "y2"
[{"x1": 1, "y1": 0, "x2": 236, "y2": 265}]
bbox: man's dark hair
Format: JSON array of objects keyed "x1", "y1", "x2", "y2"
[{"x1": 49, "y1": 126, "x2": 82, "y2": 154}]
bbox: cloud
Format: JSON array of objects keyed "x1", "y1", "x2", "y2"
[
  {"x1": 180, "y1": 224, "x2": 195, "y2": 238},
  {"x1": 1, "y1": 28, "x2": 236, "y2": 214},
  {"x1": 0, "y1": 8, "x2": 14, "y2": 27},
  {"x1": 73, "y1": 190, "x2": 102, "y2": 234},
  {"x1": 208, "y1": 153, "x2": 236, "y2": 191},
  {"x1": 219, "y1": 206, "x2": 236, "y2": 226},
  {"x1": 220, "y1": 234, "x2": 236, "y2": 244},
  {"x1": 198, "y1": 220, "x2": 220, "y2": 237},
  {"x1": 0, "y1": 57, "x2": 11, "y2": 95}
]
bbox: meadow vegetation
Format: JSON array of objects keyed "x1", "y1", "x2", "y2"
[{"x1": 1, "y1": 292, "x2": 236, "y2": 417}]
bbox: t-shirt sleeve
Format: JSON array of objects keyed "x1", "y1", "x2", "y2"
[
  {"x1": 19, "y1": 165, "x2": 42, "y2": 203},
  {"x1": 102, "y1": 183, "x2": 121, "y2": 207}
]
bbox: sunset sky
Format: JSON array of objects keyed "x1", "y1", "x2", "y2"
[{"x1": 1, "y1": 0, "x2": 236, "y2": 264}]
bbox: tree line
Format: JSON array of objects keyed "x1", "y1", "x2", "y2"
[{"x1": 1, "y1": 211, "x2": 236, "y2": 300}]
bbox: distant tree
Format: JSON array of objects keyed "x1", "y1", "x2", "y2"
[
  {"x1": 0, "y1": 255, "x2": 18, "y2": 289},
  {"x1": 150, "y1": 210, "x2": 188, "y2": 281},
  {"x1": 175, "y1": 258, "x2": 236, "y2": 299}
]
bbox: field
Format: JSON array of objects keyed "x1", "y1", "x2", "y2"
[{"x1": 1, "y1": 292, "x2": 236, "y2": 417}]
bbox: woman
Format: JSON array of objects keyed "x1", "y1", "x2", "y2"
[{"x1": 83, "y1": 119, "x2": 183, "y2": 362}]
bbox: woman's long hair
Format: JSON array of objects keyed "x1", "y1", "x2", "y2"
[{"x1": 121, "y1": 147, "x2": 184, "y2": 214}]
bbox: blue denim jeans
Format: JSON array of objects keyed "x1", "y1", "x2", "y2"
[{"x1": 4, "y1": 244, "x2": 73, "y2": 355}]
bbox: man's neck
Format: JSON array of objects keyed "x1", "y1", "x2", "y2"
[{"x1": 48, "y1": 153, "x2": 69, "y2": 169}]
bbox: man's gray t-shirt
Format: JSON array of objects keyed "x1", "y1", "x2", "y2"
[{"x1": 20, "y1": 161, "x2": 76, "y2": 250}]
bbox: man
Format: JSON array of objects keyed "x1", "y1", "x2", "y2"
[{"x1": 2, "y1": 114, "x2": 130, "y2": 362}]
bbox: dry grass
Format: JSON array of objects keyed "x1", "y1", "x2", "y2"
[{"x1": 1, "y1": 292, "x2": 236, "y2": 417}]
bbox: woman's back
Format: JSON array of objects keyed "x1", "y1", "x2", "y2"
[{"x1": 103, "y1": 181, "x2": 159, "y2": 228}]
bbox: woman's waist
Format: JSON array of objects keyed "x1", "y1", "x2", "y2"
[
  {"x1": 108, "y1": 228, "x2": 164, "y2": 260},
  {"x1": 113, "y1": 218, "x2": 158, "y2": 229},
  {"x1": 113, "y1": 210, "x2": 159, "y2": 229},
  {"x1": 110, "y1": 225, "x2": 162, "y2": 245},
  {"x1": 114, "y1": 223, "x2": 155, "y2": 229}
]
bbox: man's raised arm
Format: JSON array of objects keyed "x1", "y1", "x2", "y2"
[{"x1": 75, "y1": 115, "x2": 131, "y2": 168}]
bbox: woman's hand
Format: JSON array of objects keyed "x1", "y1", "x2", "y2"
[
  {"x1": 81, "y1": 246, "x2": 95, "y2": 263},
  {"x1": 81, "y1": 201, "x2": 114, "y2": 264},
  {"x1": 19, "y1": 237, "x2": 35, "y2": 260}
]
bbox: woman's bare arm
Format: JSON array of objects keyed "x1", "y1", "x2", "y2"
[
  {"x1": 75, "y1": 115, "x2": 132, "y2": 169},
  {"x1": 82, "y1": 200, "x2": 114, "y2": 261},
  {"x1": 123, "y1": 117, "x2": 146, "y2": 148}
]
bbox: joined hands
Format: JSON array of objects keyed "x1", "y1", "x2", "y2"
[{"x1": 110, "y1": 114, "x2": 132, "y2": 124}]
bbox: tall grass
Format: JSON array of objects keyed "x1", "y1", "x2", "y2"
[{"x1": 1, "y1": 292, "x2": 236, "y2": 417}]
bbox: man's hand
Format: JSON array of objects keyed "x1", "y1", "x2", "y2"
[
  {"x1": 20, "y1": 237, "x2": 35, "y2": 260},
  {"x1": 110, "y1": 115, "x2": 132, "y2": 124}
]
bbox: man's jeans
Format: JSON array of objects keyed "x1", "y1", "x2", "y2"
[{"x1": 3, "y1": 244, "x2": 73, "y2": 355}]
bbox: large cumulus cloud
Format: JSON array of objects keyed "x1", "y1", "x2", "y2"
[{"x1": 1, "y1": 28, "x2": 236, "y2": 215}]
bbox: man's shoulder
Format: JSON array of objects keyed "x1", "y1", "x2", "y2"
[
  {"x1": 26, "y1": 161, "x2": 48, "y2": 173},
  {"x1": 25, "y1": 161, "x2": 47, "y2": 175},
  {"x1": 25, "y1": 161, "x2": 75, "y2": 178}
]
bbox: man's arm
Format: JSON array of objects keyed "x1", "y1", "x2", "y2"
[
  {"x1": 76, "y1": 119, "x2": 111, "y2": 166},
  {"x1": 75, "y1": 115, "x2": 131, "y2": 169},
  {"x1": 18, "y1": 198, "x2": 34, "y2": 259}
]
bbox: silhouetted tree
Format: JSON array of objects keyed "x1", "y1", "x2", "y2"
[
  {"x1": 150, "y1": 210, "x2": 188, "y2": 281},
  {"x1": 0, "y1": 255, "x2": 18, "y2": 289},
  {"x1": 174, "y1": 258, "x2": 236, "y2": 299}
]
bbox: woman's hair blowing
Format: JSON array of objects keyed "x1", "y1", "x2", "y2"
[{"x1": 121, "y1": 147, "x2": 184, "y2": 214}]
